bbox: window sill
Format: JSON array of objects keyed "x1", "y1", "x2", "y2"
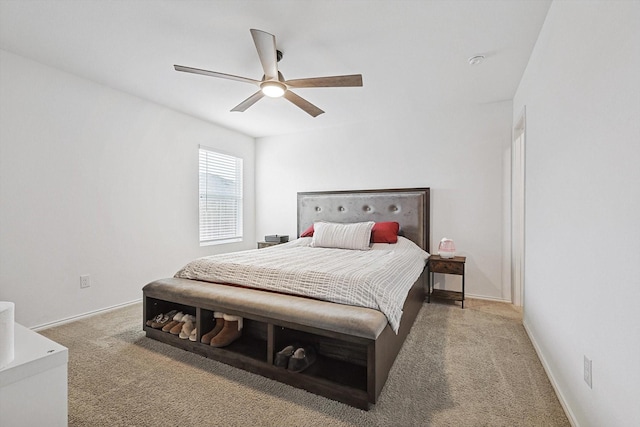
[{"x1": 200, "y1": 238, "x2": 243, "y2": 247}]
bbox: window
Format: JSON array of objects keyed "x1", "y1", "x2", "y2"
[{"x1": 199, "y1": 146, "x2": 243, "y2": 245}]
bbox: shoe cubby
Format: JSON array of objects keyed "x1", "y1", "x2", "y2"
[
  {"x1": 198, "y1": 309, "x2": 268, "y2": 362},
  {"x1": 144, "y1": 297, "x2": 196, "y2": 329},
  {"x1": 143, "y1": 293, "x2": 373, "y2": 409},
  {"x1": 272, "y1": 325, "x2": 368, "y2": 391}
]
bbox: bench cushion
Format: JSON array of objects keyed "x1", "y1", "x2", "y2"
[{"x1": 143, "y1": 278, "x2": 389, "y2": 340}]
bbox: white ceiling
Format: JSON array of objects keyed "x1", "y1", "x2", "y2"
[{"x1": 0, "y1": 0, "x2": 551, "y2": 138}]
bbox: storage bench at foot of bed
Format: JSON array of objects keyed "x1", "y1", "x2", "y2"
[{"x1": 142, "y1": 277, "x2": 424, "y2": 409}]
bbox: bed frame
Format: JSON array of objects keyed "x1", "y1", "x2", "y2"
[{"x1": 142, "y1": 188, "x2": 430, "y2": 409}]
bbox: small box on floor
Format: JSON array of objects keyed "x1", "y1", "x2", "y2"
[{"x1": 264, "y1": 235, "x2": 289, "y2": 243}]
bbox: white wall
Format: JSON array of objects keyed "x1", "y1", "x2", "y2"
[
  {"x1": 255, "y1": 101, "x2": 513, "y2": 301},
  {"x1": 513, "y1": 2, "x2": 640, "y2": 426},
  {"x1": 0, "y1": 50, "x2": 256, "y2": 328}
]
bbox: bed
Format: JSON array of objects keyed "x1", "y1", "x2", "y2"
[{"x1": 142, "y1": 188, "x2": 430, "y2": 409}]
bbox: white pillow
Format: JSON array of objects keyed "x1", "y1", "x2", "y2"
[{"x1": 311, "y1": 221, "x2": 375, "y2": 250}]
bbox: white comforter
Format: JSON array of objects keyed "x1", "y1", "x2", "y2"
[{"x1": 174, "y1": 236, "x2": 430, "y2": 332}]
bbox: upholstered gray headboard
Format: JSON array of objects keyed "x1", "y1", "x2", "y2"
[{"x1": 297, "y1": 188, "x2": 430, "y2": 252}]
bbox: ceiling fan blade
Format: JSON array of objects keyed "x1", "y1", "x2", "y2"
[
  {"x1": 250, "y1": 29, "x2": 279, "y2": 81},
  {"x1": 174, "y1": 65, "x2": 260, "y2": 85},
  {"x1": 283, "y1": 91, "x2": 324, "y2": 117},
  {"x1": 231, "y1": 91, "x2": 265, "y2": 112},
  {"x1": 285, "y1": 74, "x2": 363, "y2": 88}
]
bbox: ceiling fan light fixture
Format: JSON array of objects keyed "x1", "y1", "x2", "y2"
[
  {"x1": 175, "y1": 29, "x2": 362, "y2": 116},
  {"x1": 260, "y1": 81, "x2": 286, "y2": 98}
]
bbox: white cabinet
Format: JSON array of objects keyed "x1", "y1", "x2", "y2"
[{"x1": 0, "y1": 323, "x2": 68, "y2": 427}]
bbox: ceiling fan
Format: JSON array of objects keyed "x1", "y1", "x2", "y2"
[{"x1": 174, "y1": 29, "x2": 363, "y2": 117}]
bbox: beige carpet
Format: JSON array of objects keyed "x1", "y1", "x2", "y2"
[{"x1": 40, "y1": 299, "x2": 569, "y2": 427}]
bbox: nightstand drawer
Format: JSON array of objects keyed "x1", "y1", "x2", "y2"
[{"x1": 429, "y1": 260, "x2": 464, "y2": 275}]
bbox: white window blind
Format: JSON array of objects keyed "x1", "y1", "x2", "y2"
[{"x1": 199, "y1": 147, "x2": 243, "y2": 245}]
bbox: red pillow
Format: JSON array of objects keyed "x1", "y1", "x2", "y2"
[
  {"x1": 301, "y1": 222, "x2": 399, "y2": 243},
  {"x1": 371, "y1": 221, "x2": 399, "y2": 243},
  {"x1": 300, "y1": 224, "x2": 314, "y2": 237}
]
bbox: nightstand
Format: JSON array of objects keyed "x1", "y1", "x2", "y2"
[
  {"x1": 427, "y1": 255, "x2": 466, "y2": 308},
  {"x1": 257, "y1": 241, "x2": 284, "y2": 249}
]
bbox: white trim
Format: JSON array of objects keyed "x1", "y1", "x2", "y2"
[
  {"x1": 200, "y1": 237, "x2": 242, "y2": 246},
  {"x1": 502, "y1": 144, "x2": 513, "y2": 302},
  {"x1": 465, "y1": 294, "x2": 512, "y2": 303},
  {"x1": 32, "y1": 299, "x2": 142, "y2": 331},
  {"x1": 523, "y1": 319, "x2": 578, "y2": 427},
  {"x1": 512, "y1": 107, "x2": 526, "y2": 307}
]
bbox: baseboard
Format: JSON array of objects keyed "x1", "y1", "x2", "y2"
[
  {"x1": 465, "y1": 293, "x2": 511, "y2": 303},
  {"x1": 523, "y1": 319, "x2": 579, "y2": 427},
  {"x1": 32, "y1": 299, "x2": 142, "y2": 331}
]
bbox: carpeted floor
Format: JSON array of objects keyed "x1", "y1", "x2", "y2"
[{"x1": 39, "y1": 299, "x2": 569, "y2": 427}]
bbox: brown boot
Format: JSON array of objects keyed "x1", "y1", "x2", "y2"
[
  {"x1": 202, "y1": 313, "x2": 225, "y2": 344},
  {"x1": 210, "y1": 314, "x2": 242, "y2": 348}
]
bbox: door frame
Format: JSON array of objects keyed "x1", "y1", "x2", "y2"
[{"x1": 512, "y1": 107, "x2": 526, "y2": 307}]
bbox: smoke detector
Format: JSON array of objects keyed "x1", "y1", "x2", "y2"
[{"x1": 468, "y1": 55, "x2": 485, "y2": 66}]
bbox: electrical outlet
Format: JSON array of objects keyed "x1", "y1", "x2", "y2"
[
  {"x1": 584, "y1": 355, "x2": 592, "y2": 388},
  {"x1": 80, "y1": 275, "x2": 91, "y2": 289}
]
